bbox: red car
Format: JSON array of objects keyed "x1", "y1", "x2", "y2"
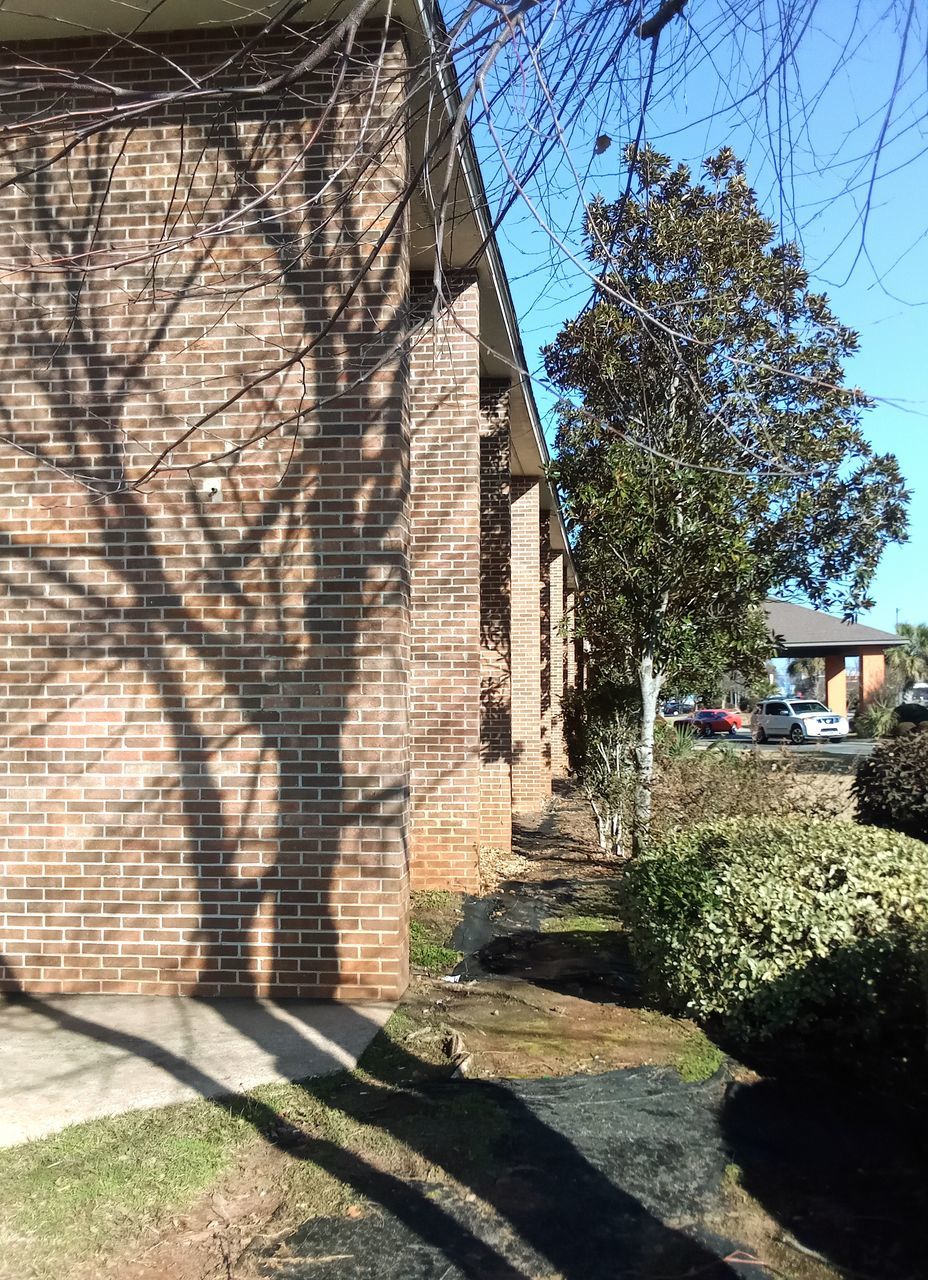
[{"x1": 676, "y1": 708, "x2": 743, "y2": 737}]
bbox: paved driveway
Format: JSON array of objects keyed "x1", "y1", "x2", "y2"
[{"x1": 692, "y1": 728, "x2": 874, "y2": 759}]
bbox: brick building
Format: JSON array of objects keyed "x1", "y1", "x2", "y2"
[{"x1": 0, "y1": 2, "x2": 576, "y2": 1001}]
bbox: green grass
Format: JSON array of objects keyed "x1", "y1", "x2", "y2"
[
  {"x1": 0, "y1": 1094, "x2": 257, "y2": 1277},
  {"x1": 541, "y1": 913, "x2": 621, "y2": 934},
  {"x1": 673, "y1": 1030, "x2": 726, "y2": 1082},
  {"x1": 410, "y1": 889, "x2": 459, "y2": 912},
  {"x1": 409, "y1": 920, "x2": 460, "y2": 972},
  {"x1": 0, "y1": 1011, "x2": 455, "y2": 1278},
  {"x1": 408, "y1": 890, "x2": 463, "y2": 973}
]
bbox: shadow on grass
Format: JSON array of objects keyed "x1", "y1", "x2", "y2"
[
  {"x1": 723, "y1": 1068, "x2": 927, "y2": 1280},
  {"x1": 5, "y1": 991, "x2": 746, "y2": 1280},
  {"x1": 454, "y1": 899, "x2": 928, "y2": 1280},
  {"x1": 713, "y1": 991, "x2": 928, "y2": 1280},
  {"x1": 709, "y1": 951, "x2": 928, "y2": 1280}
]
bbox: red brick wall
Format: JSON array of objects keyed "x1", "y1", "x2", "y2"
[
  {"x1": 478, "y1": 382, "x2": 512, "y2": 853},
  {"x1": 539, "y1": 513, "x2": 552, "y2": 792},
  {"x1": 510, "y1": 478, "x2": 545, "y2": 814},
  {"x1": 548, "y1": 546, "x2": 566, "y2": 776},
  {"x1": 0, "y1": 31, "x2": 411, "y2": 998},
  {"x1": 565, "y1": 587, "x2": 577, "y2": 698},
  {"x1": 407, "y1": 274, "x2": 482, "y2": 890}
]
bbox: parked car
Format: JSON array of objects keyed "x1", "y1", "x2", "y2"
[
  {"x1": 661, "y1": 701, "x2": 695, "y2": 718},
  {"x1": 676, "y1": 708, "x2": 743, "y2": 737},
  {"x1": 903, "y1": 684, "x2": 928, "y2": 707},
  {"x1": 751, "y1": 698, "x2": 849, "y2": 744}
]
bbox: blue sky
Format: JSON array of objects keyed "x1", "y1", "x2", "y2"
[{"x1": 477, "y1": 3, "x2": 927, "y2": 634}]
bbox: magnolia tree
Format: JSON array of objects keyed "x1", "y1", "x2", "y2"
[{"x1": 546, "y1": 146, "x2": 909, "y2": 848}]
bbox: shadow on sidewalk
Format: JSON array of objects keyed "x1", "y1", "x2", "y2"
[{"x1": 6, "y1": 989, "x2": 750, "y2": 1280}]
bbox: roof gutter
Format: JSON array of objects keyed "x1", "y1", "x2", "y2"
[{"x1": 775, "y1": 639, "x2": 906, "y2": 650}]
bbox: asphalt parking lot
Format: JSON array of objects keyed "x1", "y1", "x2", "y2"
[{"x1": 691, "y1": 727, "x2": 874, "y2": 759}]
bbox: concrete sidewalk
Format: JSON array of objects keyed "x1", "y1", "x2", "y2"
[{"x1": 0, "y1": 996, "x2": 393, "y2": 1147}]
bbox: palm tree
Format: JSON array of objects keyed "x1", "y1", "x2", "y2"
[
  {"x1": 787, "y1": 657, "x2": 825, "y2": 698},
  {"x1": 887, "y1": 622, "x2": 928, "y2": 688}
]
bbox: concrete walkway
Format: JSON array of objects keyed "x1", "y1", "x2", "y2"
[{"x1": 0, "y1": 996, "x2": 393, "y2": 1147}]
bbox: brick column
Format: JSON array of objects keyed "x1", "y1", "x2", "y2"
[
  {"x1": 539, "y1": 513, "x2": 552, "y2": 790},
  {"x1": 549, "y1": 545, "x2": 566, "y2": 776},
  {"x1": 511, "y1": 478, "x2": 545, "y2": 813},
  {"x1": 859, "y1": 651, "x2": 886, "y2": 710},
  {"x1": 408, "y1": 273, "x2": 482, "y2": 890},
  {"x1": 479, "y1": 382, "x2": 512, "y2": 853},
  {"x1": 0, "y1": 31, "x2": 412, "y2": 1001},
  {"x1": 824, "y1": 654, "x2": 848, "y2": 716},
  {"x1": 565, "y1": 588, "x2": 577, "y2": 695}
]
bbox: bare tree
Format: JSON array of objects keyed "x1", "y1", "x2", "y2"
[{"x1": 0, "y1": 0, "x2": 923, "y2": 493}]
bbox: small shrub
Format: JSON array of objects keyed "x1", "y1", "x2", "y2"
[
  {"x1": 854, "y1": 733, "x2": 928, "y2": 841},
  {"x1": 653, "y1": 716, "x2": 699, "y2": 760},
  {"x1": 562, "y1": 681, "x2": 638, "y2": 855},
  {"x1": 622, "y1": 817, "x2": 928, "y2": 1046},
  {"x1": 853, "y1": 675, "x2": 906, "y2": 739},
  {"x1": 652, "y1": 744, "x2": 850, "y2": 832},
  {"x1": 897, "y1": 702, "x2": 928, "y2": 726},
  {"x1": 854, "y1": 698, "x2": 899, "y2": 740}
]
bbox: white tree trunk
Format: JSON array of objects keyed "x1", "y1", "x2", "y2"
[{"x1": 633, "y1": 653, "x2": 663, "y2": 855}]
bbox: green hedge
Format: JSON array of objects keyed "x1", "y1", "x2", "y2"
[
  {"x1": 854, "y1": 733, "x2": 928, "y2": 841},
  {"x1": 622, "y1": 818, "x2": 928, "y2": 1044}
]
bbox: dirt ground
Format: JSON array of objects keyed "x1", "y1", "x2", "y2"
[{"x1": 402, "y1": 785, "x2": 715, "y2": 1082}]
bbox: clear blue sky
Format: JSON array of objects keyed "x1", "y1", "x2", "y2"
[{"x1": 479, "y1": 5, "x2": 927, "y2": 634}]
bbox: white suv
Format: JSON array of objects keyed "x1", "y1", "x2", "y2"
[{"x1": 751, "y1": 698, "x2": 849, "y2": 745}]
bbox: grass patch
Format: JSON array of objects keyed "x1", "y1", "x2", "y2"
[
  {"x1": 0, "y1": 1009, "x2": 476, "y2": 1279},
  {"x1": 673, "y1": 1029, "x2": 725, "y2": 1082},
  {"x1": 0, "y1": 1095, "x2": 257, "y2": 1278},
  {"x1": 541, "y1": 914, "x2": 621, "y2": 934},
  {"x1": 410, "y1": 889, "x2": 459, "y2": 912},
  {"x1": 409, "y1": 890, "x2": 464, "y2": 974},
  {"x1": 409, "y1": 920, "x2": 460, "y2": 973}
]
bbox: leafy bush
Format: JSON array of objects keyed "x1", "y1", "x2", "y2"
[
  {"x1": 854, "y1": 695, "x2": 899, "y2": 740},
  {"x1": 852, "y1": 674, "x2": 907, "y2": 738},
  {"x1": 897, "y1": 702, "x2": 928, "y2": 726},
  {"x1": 562, "y1": 681, "x2": 639, "y2": 855},
  {"x1": 854, "y1": 733, "x2": 928, "y2": 841},
  {"x1": 622, "y1": 818, "x2": 928, "y2": 1045},
  {"x1": 653, "y1": 716, "x2": 699, "y2": 761}
]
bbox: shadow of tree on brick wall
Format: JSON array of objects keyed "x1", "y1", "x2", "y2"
[
  {"x1": 478, "y1": 386, "x2": 514, "y2": 775},
  {"x1": 540, "y1": 526, "x2": 552, "y2": 776},
  {"x1": 0, "y1": 32, "x2": 411, "y2": 1002}
]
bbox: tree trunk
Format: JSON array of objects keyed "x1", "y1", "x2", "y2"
[{"x1": 633, "y1": 653, "x2": 663, "y2": 855}]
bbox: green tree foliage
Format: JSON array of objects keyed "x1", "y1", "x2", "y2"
[
  {"x1": 545, "y1": 146, "x2": 909, "y2": 846},
  {"x1": 887, "y1": 621, "x2": 928, "y2": 688},
  {"x1": 786, "y1": 656, "x2": 824, "y2": 698}
]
